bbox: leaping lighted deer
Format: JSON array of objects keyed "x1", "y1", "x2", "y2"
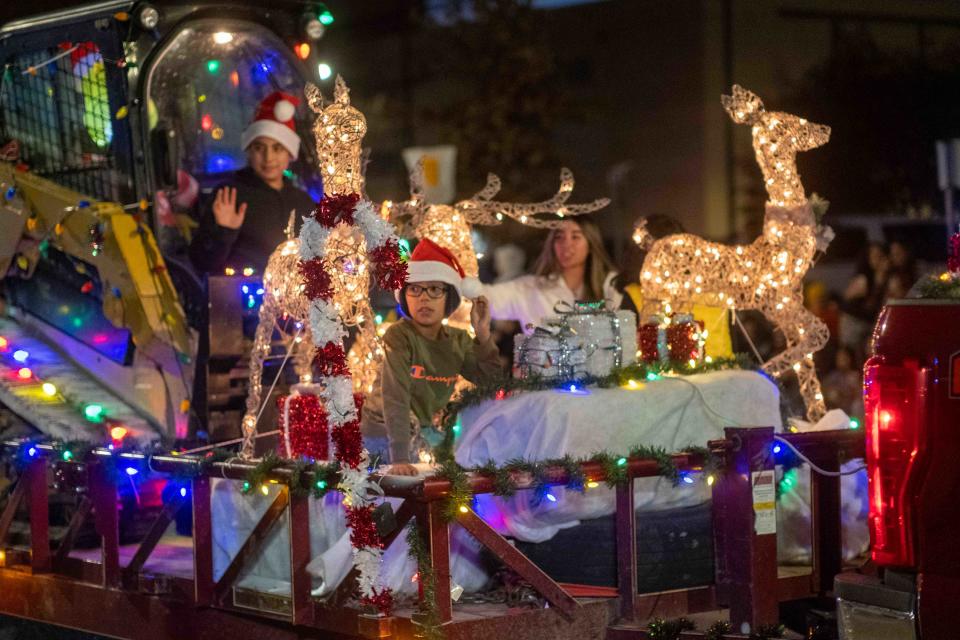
[{"x1": 635, "y1": 85, "x2": 832, "y2": 421}]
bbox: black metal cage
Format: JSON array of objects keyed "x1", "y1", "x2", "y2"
[{"x1": 0, "y1": 42, "x2": 130, "y2": 203}]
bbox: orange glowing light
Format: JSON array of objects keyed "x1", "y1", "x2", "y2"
[
  {"x1": 0, "y1": 336, "x2": 7, "y2": 350},
  {"x1": 17, "y1": 367, "x2": 32, "y2": 379},
  {"x1": 879, "y1": 410, "x2": 893, "y2": 429},
  {"x1": 110, "y1": 426, "x2": 128, "y2": 441},
  {"x1": 295, "y1": 42, "x2": 311, "y2": 60},
  {"x1": 230, "y1": 70, "x2": 239, "y2": 88}
]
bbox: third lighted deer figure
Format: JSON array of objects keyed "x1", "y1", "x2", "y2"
[{"x1": 635, "y1": 85, "x2": 832, "y2": 421}]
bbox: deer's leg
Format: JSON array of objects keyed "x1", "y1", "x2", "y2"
[
  {"x1": 762, "y1": 306, "x2": 829, "y2": 422},
  {"x1": 241, "y1": 304, "x2": 278, "y2": 458}
]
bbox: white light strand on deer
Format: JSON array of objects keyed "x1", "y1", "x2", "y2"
[{"x1": 634, "y1": 85, "x2": 833, "y2": 422}]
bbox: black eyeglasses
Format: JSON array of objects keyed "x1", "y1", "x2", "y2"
[{"x1": 407, "y1": 284, "x2": 447, "y2": 299}]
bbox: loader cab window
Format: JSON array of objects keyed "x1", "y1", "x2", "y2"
[
  {"x1": 0, "y1": 42, "x2": 131, "y2": 202},
  {"x1": 145, "y1": 22, "x2": 321, "y2": 199}
]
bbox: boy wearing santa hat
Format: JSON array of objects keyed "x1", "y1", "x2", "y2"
[
  {"x1": 190, "y1": 91, "x2": 316, "y2": 274},
  {"x1": 361, "y1": 238, "x2": 502, "y2": 476}
]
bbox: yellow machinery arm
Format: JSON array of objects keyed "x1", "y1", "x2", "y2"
[{"x1": 0, "y1": 162, "x2": 193, "y2": 372}]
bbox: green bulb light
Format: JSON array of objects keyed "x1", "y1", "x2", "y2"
[
  {"x1": 242, "y1": 481, "x2": 251, "y2": 491},
  {"x1": 316, "y1": 480, "x2": 327, "y2": 489},
  {"x1": 616, "y1": 457, "x2": 627, "y2": 467},
  {"x1": 84, "y1": 404, "x2": 104, "y2": 421},
  {"x1": 319, "y1": 10, "x2": 334, "y2": 25},
  {"x1": 849, "y1": 418, "x2": 860, "y2": 430},
  {"x1": 206, "y1": 59, "x2": 221, "y2": 74},
  {"x1": 62, "y1": 450, "x2": 73, "y2": 461}
]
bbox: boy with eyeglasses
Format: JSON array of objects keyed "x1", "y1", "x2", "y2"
[{"x1": 361, "y1": 238, "x2": 502, "y2": 475}]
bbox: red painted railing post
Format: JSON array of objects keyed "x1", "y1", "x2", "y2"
[
  {"x1": 25, "y1": 457, "x2": 50, "y2": 573},
  {"x1": 89, "y1": 460, "x2": 120, "y2": 588},
  {"x1": 712, "y1": 426, "x2": 778, "y2": 633},
  {"x1": 289, "y1": 489, "x2": 314, "y2": 625},
  {"x1": 192, "y1": 475, "x2": 214, "y2": 606},
  {"x1": 615, "y1": 471, "x2": 637, "y2": 621},
  {"x1": 415, "y1": 501, "x2": 452, "y2": 623}
]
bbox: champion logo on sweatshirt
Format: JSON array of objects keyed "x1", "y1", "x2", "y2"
[{"x1": 409, "y1": 365, "x2": 458, "y2": 385}]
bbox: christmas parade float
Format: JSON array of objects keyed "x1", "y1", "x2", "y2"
[{"x1": 0, "y1": 2, "x2": 871, "y2": 638}]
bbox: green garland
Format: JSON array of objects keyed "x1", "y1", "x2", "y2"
[
  {"x1": 405, "y1": 516, "x2": 444, "y2": 640},
  {"x1": 430, "y1": 444, "x2": 722, "y2": 522},
  {"x1": 238, "y1": 450, "x2": 341, "y2": 499},
  {"x1": 915, "y1": 272, "x2": 960, "y2": 300},
  {"x1": 648, "y1": 617, "x2": 783, "y2": 640},
  {"x1": 436, "y1": 355, "x2": 752, "y2": 460},
  {"x1": 704, "y1": 621, "x2": 732, "y2": 640}
]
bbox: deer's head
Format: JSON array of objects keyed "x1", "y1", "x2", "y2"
[
  {"x1": 722, "y1": 85, "x2": 830, "y2": 208},
  {"x1": 305, "y1": 76, "x2": 367, "y2": 196}
]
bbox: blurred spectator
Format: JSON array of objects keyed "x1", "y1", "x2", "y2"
[
  {"x1": 888, "y1": 240, "x2": 917, "y2": 284},
  {"x1": 839, "y1": 243, "x2": 888, "y2": 359},
  {"x1": 822, "y1": 346, "x2": 864, "y2": 420},
  {"x1": 884, "y1": 269, "x2": 912, "y2": 302}
]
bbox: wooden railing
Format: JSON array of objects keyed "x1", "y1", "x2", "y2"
[{"x1": 0, "y1": 426, "x2": 864, "y2": 639}]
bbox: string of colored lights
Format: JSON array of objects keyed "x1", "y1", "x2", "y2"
[{"x1": 0, "y1": 335, "x2": 129, "y2": 445}]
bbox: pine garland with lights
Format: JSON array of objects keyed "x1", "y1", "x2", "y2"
[
  {"x1": 647, "y1": 617, "x2": 696, "y2": 640},
  {"x1": 704, "y1": 620, "x2": 732, "y2": 640},
  {"x1": 431, "y1": 444, "x2": 722, "y2": 521},
  {"x1": 405, "y1": 518, "x2": 444, "y2": 640}
]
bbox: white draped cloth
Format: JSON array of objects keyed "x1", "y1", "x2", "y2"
[{"x1": 211, "y1": 370, "x2": 866, "y2": 596}]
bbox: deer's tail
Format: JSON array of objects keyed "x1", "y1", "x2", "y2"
[{"x1": 632, "y1": 218, "x2": 653, "y2": 250}]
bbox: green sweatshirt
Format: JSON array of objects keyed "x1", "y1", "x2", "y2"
[{"x1": 360, "y1": 319, "x2": 503, "y2": 463}]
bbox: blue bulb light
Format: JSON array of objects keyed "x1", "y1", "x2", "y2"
[
  {"x1": 179, "y1": 487, "x2": 188, "y2": 498},
  {"x1": 545, "y1": 493, "x2": 557, "y2": 503},
  {"x1": 27, "y1": 446, "x2": 37, "y2": 457},
  {"x1": 241, "y1": 285, "x2": 250, "y2": 294},
  {"x1": 12, "y1": 349, "x2": 28, "y2": 363},
  {"x1": 125, "y1": 467, "x2": 138, "y2": 476},
  {"x1": 773, "y1": 444, "x2": 782, "y2": 454},
  {"x1": 569, "y1": 384, "x2": 577, "y2": 392},
  {"x1": 682, "y1": 475, "x2": 695, "y2": 485}
]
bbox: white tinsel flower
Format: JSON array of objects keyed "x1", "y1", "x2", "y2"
[
  {"x1": 309, "y1": 299, "x2": 347, "y2": 345},
  {"x1": 299, "y1": 218, "x2": 331, "y2": 260},
  {"x1": 338, "y1": 464, "x2": 370, "y2": 505},
  {"x1": 354, "y1": 201, "x2": 395, "y2": 250},
  {"x1": 321, "y1": 375, "x2": 358, "y2": 425},
  {"x1": 353, "y1": 546, "x2": 385, "y2": 598}
]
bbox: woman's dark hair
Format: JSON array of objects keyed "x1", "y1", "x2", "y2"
[
  {"x1": 398, "y1": 283, "x2": 460, "y2": 319},
  {"x1": 613, "y1": 214, "x2": 685, "y2": 292}
]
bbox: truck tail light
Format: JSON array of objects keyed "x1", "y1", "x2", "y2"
[{"x1": 863, "y1": 359, "x2": 928, "y2": 567}]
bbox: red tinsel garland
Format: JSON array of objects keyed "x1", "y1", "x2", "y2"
[
  {"x1": 332, "y1": 418, "x2": 365, "y2": 468},
  {"x1": 311, "y1": 193, "x2": 360, "y2": 227},
  {"x1": 637, "y1": 325, "x2": 660, "y2": 363},
  {"x1": 949, "y1": 232, "x2": 960, "y2": 274},
  {"x1": 361, "y1": 589, "x2": 395, "y2": 615},
  {"x1": 346, "y1": 504, "x2": 381, "y2": 549},
  {"x1": 300, "y1": 258, "x2": 334, "y2": 300},
  {"x1": 314, "y1": 342, "x2": 350, "y2": 377},
  {"x1": 276, "y1": 394, "x2": 329, "y2": 459},
  {"x1": 369, "y1": 240, "x2": 409, "y2": 291}
]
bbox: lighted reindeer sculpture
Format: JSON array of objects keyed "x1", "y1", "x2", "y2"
[
  {"x1": 635, "y1": 85, "x2": 832, "y2": 421},
  {"x1": 241, "y1": 77, "x2": 377, "y2": 456},
  {"x1": 390, "y1": 163, "x2": 610, "y2": 331}
]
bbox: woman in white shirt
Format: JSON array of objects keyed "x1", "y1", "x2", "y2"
[{"x1": 481, "y1": 218, "x2": 621, "y2": 332}]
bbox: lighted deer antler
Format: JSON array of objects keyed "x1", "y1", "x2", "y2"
[
  {"x1": 455, "y1": 168, "x2": 610, "y2": 228},
  {"x1": 637, "y1": 85, "x2": 832, "y2": 422}
]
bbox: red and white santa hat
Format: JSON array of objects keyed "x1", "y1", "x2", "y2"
[
  {"x1": 241, "y1": 91, "x2": 301, "y2": 158},
  {"x1": 400, "y1": 238, "x2": 482, "y2": 300}
]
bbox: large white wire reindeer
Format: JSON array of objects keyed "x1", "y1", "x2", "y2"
[
  {"x1": 241, "y1": 77, "x2": 378, "y2": 456},
  {"x1": 635, "y1": 85, "x2": 832, "y2": 421}
]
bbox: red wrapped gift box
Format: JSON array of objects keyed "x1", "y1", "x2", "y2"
[{"x1": 276, "y1": 392, "x2": 329, "y2": 460}]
